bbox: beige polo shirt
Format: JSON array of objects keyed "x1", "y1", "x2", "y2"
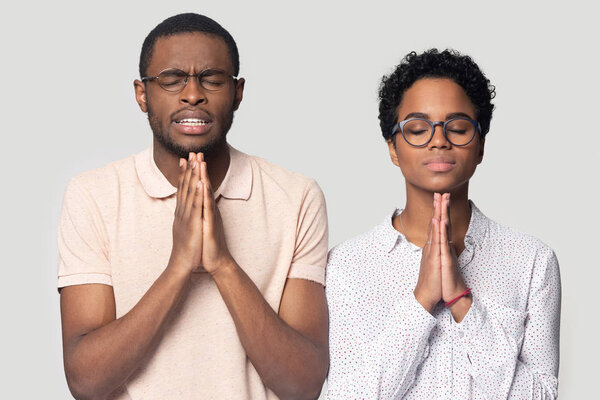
[{"x1": 57, "y1": 145, "x2": 328, "y2": 400}]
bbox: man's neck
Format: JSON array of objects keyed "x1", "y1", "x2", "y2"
[{"x1": 153, "y1": 140, "x2": 231, "y2": 191}]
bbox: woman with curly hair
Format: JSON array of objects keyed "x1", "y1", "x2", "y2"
[{"x1": 325, "y1": 49, "x2": 560, "y2": 399}]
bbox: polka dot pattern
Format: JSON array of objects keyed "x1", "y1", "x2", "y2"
[{"x1": 325, "y1": 202, "x2": 560, "y2": 399}]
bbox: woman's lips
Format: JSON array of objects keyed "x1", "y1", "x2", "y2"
[{"x1": 424, "y1": 158, "x2": 456, "y2": 172}]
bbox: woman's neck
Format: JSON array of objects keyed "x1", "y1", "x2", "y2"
[{"x1": 393, "y1": 184, "x2": 471, "y2": 254}]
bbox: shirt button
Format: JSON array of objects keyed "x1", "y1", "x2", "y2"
[{"x1": 458, "y1": 331, "x2": 464, "y2": 338}]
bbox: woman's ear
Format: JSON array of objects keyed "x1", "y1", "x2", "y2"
[
  {"x1": 387, "y1": 138, "x2": 401, "y2": 167},
  {"x1": 477, "y1": 137, "x2": 485, "y2": 165}
]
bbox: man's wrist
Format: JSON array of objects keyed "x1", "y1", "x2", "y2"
[
  {"x1": 210, "y1": 256, "x2": 239, "y2": 283},
  {"x1": 166, "y1": 257, "x2": 194, "y2": 279}
]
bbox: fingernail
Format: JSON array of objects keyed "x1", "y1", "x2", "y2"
[
  {"x1": 199, "y1": 153, "x2": 204, "y2": 161},
  {"x1": 188, "y1": 153, "x2": 194, "y2": 161},
  {"x1": 192, "y1": 160, "x2": 197, "y2": 169},
  {"x1": 179, "y1": 159, "x2": 184, "y2": 168}
]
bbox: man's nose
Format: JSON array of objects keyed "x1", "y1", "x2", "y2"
[{"x1": 180, "y1": 76, "x2": 206, "y2": 106}]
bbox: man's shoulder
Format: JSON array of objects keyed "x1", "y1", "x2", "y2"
[
  {"x1": 250, "y1": 153, "x2": 314, "y2": 183},
  {"x1": 244, "y1": 151, "x2": 321, "y2": 197},
  {"x1": 65, "y1": 151, "x2": 142, "y2": 198}
]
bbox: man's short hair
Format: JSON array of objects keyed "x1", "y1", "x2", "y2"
[
  {"x1": 139, "y1": 13, "x2": 240, "y2": 78},
  {"x1": 378, "y1": 49, "x2": 496, "y2": 141}
]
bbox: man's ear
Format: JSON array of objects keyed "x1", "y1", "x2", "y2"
[
  {"x1": 134, "y1": 80, "x2": 148, "y2": 113},
  {"x1": 233, "y1": 77, "x2": 245, "y2": 111},
  {"x1": 476, "y1": 137, "x2": 485, "y2": 165},
  {"x1": 387, "y1": 138, "x2": 401, "y2": 167}
]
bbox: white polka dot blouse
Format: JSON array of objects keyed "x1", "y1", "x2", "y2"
[{"x1": 325, "y1": 202, "x2": 560, "y2": 399}]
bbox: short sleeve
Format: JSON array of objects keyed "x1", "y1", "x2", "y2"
[
  {"x1": 57, "y1": 177, "x2": 112, "y2": 289},
  {"x1": 287, "y1": 179, "x2": 328, "y2": 285}
]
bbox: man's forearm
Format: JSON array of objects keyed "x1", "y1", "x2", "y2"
[
  {"x1": 63, "y1": 264, "x2": 189, "y2": 399},
  {"x1": 212, "y1": 260, "x2": 328, "y2": 400}
]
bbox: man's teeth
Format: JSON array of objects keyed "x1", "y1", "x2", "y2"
[{"x1": 177, "y1": 118, "x2": 208, "y2": 126}]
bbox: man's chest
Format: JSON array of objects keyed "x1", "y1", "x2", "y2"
[{"x1": 104, "y1": 195, "x2": 297, "y2": 316}]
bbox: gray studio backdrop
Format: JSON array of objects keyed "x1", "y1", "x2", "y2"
[{"x1": 2, "y1": 0, "x2": 598, "y2": 398}]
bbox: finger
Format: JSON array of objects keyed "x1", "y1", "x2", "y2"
[
  {"x1": 200, "y1": 160, "x2": 208, "y2": 187},
  {"x1": 191, "y1": 180, "x2": 204, "y2": 219},
  {"x1": 203, "y1": 167, "x2": 215, "y2": 233},
  {"x1": 440, "y1": 208, "x2": 450, "y2": 261},
  {"x1": 175, "y1": 158, "x2": 186, "y2": 215},
  {"x1": 433, "y1": 193, "x2": 442, "y2": 223},
  {"x1": 200, "y1": 161, "x2": 208, "y2": 218},
  {"x1": 201, "y1": 159, "x2": 213, "y2": 191},
  {"x1": 200, "y1": 162, "x2": 214, "y2": 201},
  {"x1": 180, "y1": 153, "x2": 194, "y2": 207},
  {"x1": 183, "y1": 154, "x2": 201, "y2": 218},
  {"x1": 444, "y1": 193, "x2": 452, "y2": 236},
  {"x1": 440, "y1": 193, "x2": 451, "y2": 242},
  {"x1": 430, "y1": 217, "x2": 441, "y2": 263},
  {"x1": 440, "y1": 193, "x2": 447, "y2": 222}
]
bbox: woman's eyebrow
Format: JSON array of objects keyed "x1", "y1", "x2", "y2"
[
  {"x1": 446, "y1": 112, "x2": 474, "y2": 119},
  {"x1": 402, "y1": 112, "x2": 476, "y2": 120},
  {"x1": 403, "y1": 112, "x2": 429, "y2": 119}
]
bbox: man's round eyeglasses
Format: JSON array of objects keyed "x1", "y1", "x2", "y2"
[
  {"x1": 391, "y1": 117, "x2": 482, "y2": 147},
  {"x1": 141, "y1": 68, "x2": 238, "y2": 93}
]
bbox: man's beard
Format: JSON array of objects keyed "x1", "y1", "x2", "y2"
[{"x1": 147, "y1": 103, "x2": 234, "y2": 159}]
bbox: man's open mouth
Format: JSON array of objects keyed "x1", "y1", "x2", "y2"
[{"x1": 175, "y1": 118, "x2": 210, "y2": 126}]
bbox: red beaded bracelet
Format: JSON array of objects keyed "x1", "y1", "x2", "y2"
[{"x1": 445, "y1": 288, "x2": 471, "y2": 307}]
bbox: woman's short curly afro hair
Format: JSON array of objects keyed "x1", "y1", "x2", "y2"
[{"x1": 378, "y1": 49, "x2": 495, "y2": 141}]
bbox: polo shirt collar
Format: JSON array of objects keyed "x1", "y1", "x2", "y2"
[
  {"x1": 134, "y1": 145, "x2": 252, "y2": 201},
  {"x1": 134, "y1": 147, "x2": 177, "y2": 199},
  {"x1": 213, "y1": 145, "x2": 252, "y2": 201}
]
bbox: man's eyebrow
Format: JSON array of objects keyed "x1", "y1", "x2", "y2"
[{"x1": 200, "y1": 68, "x2": 227, "y2": 75}]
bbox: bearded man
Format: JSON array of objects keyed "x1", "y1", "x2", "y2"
[{"x1": 58, "y1": 13, "x2": 329, "y2": 400}]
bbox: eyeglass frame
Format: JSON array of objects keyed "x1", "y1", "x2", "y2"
[
  {"x1": 140, "y1": 68, "x2": 238, "y2": 93},
  {"x1": 391, "y1": 117, "x2": 483, "y2": 147}
]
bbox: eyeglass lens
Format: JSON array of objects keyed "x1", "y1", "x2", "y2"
[
  {"x1": 403, "y1": 119, "x2": 476, "y2": 146},
  {"x1": 156, "y1": 69, "x2": 231, "y2": 92}
]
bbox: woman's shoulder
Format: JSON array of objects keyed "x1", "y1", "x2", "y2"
[
  {"x1": 474, "y1": 204, "x2": 557, "y2": 263},
  {"x1": 328, "y1": 212, "x2": 399, "y2": 265}
]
